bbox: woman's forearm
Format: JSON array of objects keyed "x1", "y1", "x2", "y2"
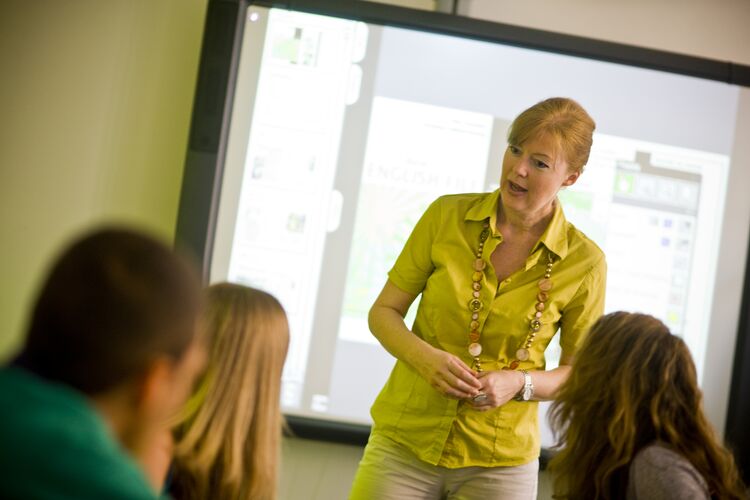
[
  {"x1": 368, "y1": 303, "x2": 433, "y2": 369},
  {"x1": 528, "y1": 364, "x2": 571, "y2": 401}
]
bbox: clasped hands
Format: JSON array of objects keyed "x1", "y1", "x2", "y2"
[{"x1": 416, "y1": 348, "x2": 523, "y2": 411}]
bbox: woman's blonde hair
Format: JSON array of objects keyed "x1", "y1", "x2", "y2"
[
  {"x1": 549, "y1": 311, "x2": 745, "y2": 499},
  {"x1": 170, "y1": 282, "x2": 289, "y2": 500},
  {"x1": 508, "y1": 97, "x2": 595, "y2": 172}
]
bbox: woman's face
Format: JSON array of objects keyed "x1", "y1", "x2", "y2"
[{"x1": 500, "y1": 133, "x2": 580, "y2": 219}]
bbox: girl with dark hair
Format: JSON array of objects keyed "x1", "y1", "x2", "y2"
[{"x1": 549, "y1": 311, "x2": 746, "y2": 499}]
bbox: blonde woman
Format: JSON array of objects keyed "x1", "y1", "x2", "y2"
[
  {"x1": 549, "y1": 312, "x2": 746, "y2": 499},
  {"x1": 350, "y1": 97, "x2": 606, "y2": 499},
  {"x1": 167, "y1": 283, "x2": 289, "y2": 500}
]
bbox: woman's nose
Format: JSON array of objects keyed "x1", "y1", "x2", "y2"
[{"x1": 512, "y1": 157, "x2": 529, "y2": 176}]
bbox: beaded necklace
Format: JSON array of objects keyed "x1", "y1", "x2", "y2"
[{"x1": 467, "y1": 219, "x2": 554, "y2": 373}]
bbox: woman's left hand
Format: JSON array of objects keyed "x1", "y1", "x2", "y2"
[{"x1": 470, "y1": 370, "x2": 524, "y2": 411}]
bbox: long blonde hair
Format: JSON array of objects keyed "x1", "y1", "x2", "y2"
[
  {"x1": 171, "y1": 282, "x2": 289, "y2": 500},
  {"x1": 549, "y1": 311, "x2": 745, "y2": 499}
]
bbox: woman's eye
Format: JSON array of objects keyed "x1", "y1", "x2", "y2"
[
  {"x1": 534, "y1": 160, "x2": 549, "y2": 169},
  {"x1": 509, "y1": 146, "x2": 521, "y2": 155}
]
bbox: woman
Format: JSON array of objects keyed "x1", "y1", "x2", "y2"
[
  {"x1": 549, "y1": 311, "x2": 746, "y2": 500},
  {"x1": 168, "y1": 283, "x2": 289, "y2": 500},
  {"x1": 349, "y1": 97, "x2": 607, "y2": 499}
]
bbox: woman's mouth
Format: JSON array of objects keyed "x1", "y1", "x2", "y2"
[{"x1": 508, "y1": 180, "x2": 528, "y2": 193}]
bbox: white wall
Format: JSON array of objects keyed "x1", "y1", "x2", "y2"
[
  {"x1": 279, "y1": 436, "x2": 556, "y2": 499},
  {"x1": 459, "y1": 0, "x2": 750, "y2": 65},
  {"x1": 280, "y1": 438, "x2": 364, "y2": 499}
]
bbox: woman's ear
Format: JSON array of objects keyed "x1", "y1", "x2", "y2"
[{"x1": 562, "y1": 169, "x2": 581, "y2": 187}]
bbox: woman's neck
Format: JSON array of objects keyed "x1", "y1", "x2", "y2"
[{"x1": 497, "y1": 200, "x2": 556, "y2": 239}]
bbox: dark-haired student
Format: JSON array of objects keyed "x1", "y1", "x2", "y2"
[
  {"x1": 0, "y1": 227, "x2": 205, "y2": 499},
  {"x1": 549, "y1": 311, "x2": 747, "y2": 500}
]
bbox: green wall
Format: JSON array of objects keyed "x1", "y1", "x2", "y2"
[{"x1": 0, "y1": 0, "x2": 208, "y2": 360}]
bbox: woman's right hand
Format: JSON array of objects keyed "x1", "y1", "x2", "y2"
[
  {"x1": 414, "y1": 346, "x2": 482, "y2": 399},
  {"x1": 369, "y1": 281, "x2": 482, "y2": 399}
]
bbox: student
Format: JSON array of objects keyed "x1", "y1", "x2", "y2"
[
  {"x1": 549, "y1": 311, "x2": 746, "y2": 499},
  {"x1": 167, "y1": 283, "x2": 289, "y2": 500},
  {"x1": 0, "y1": 227, "x2": 205, "y2": 499}
]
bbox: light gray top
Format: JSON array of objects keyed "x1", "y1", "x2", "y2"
[{"x1": 627, "y1": 442, "x2": 709, "y2": 500}]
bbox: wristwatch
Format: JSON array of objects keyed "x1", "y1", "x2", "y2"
[{"x1": 516, "y1": 370, "x2": 534, "y2": 401}]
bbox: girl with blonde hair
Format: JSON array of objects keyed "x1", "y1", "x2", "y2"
[
  {"x1": 168, "y1": 282, "x2": 289, "y2": 500},
  {"x1": 549, "y1": 311, "x2": 746, "y2": 499}
]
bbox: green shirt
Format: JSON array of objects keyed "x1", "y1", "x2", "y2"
[
  {"x1": 371, "y1": 190, "x2": 607, "y2": 467},
  {"x1": 0, "y1": 366, "x2": 159, "y2": 500}
]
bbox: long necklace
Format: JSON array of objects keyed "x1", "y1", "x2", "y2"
[{"x1": 467, "y1": 219, "x2": 554, "y2": 372}]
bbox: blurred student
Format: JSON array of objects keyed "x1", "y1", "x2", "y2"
[
  {"x1": 549, "y1": 311, "x2": 746, "y2": 500},
  {"x1": 0, "y1": 227, "x2": 205, "y2": 499},
  {"x1": 167, "y1": 283, "x2": 289, "y2": 500}
]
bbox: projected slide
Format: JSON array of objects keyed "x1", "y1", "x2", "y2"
[
  {"x1": 223, "y1": 10, "x2": 367, "y2": 408},
  {"x1": 209, "y1": 6, "x2": 740, "y2": 440},
  {"x1": 555, "y1": 135, "x2": 727, "y2": 371},
  {"x1": 338, "y1": 97, "x2": 493, "y2": 346}
]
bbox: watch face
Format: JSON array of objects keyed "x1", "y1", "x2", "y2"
[{"x1": 522, "y1": 387, "x2": 532, "y2": 401}]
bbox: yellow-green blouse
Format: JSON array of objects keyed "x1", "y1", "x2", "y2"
[{"x1": 370, "y1": 189, "x2": 607, "y2": 467}]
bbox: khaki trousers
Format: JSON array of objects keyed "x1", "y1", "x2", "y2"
[{"x1": 349, "y1": 432, "x2": 539, "y2": 500}]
